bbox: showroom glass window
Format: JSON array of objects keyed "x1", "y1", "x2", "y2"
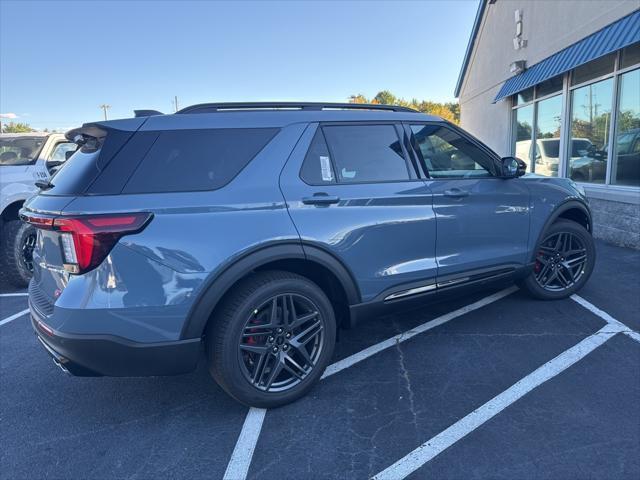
[
  {"x1": 510, "y1": 41, "x2": 640, "y2": 188},
  {"x1": 612, "y1": 67, "x2": 639, "y2": 186},
  {"x1": 568, "y1": 78, "x2": 613, "y2": 184},
  {"x1": 511, "y1": 76, "x2": 563, "y2": 176}
]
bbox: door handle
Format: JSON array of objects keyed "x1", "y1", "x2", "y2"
[
  {"x1": 443, "y1": 188, "x2": 469, "y2": 198},
  {"x1": 302, "y1": 193, "x2": 340, "y2": 206}
]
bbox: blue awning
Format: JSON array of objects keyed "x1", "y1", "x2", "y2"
[{"x1": 494, "y1": 10, "x2": 640, "y2": 102}]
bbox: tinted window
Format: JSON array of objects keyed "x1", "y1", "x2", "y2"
[
  {"x1": 322, "y1": 125, "x2": 409, "y2": 183},
  {"x1": 44, "y1": 129, "x2": 133, "y2": 195},
  {"x1": 410, "y1": 124, "x2": 495, "y2": 178},
  {"x1": 300, "y1": 128, "x2": 335, "y2": 185},
  {"x1": 123, "y1": 128, "x2": 278, "y2": 193}
]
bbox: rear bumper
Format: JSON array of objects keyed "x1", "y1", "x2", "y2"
[{"x1": 29, "y1": 303, "x2": 201, "y2": 377}]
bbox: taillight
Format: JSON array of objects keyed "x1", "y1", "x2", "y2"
[
  {"x1": 53, "y1": 213, "x2": 152, "y2": 274},
  {"x1": 22, "y1": 211, "x2": 152, "y2": 274}
]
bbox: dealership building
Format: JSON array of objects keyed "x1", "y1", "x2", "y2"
[{"x1": 455, "y1": 1, "x2": 639, "y2": 248}]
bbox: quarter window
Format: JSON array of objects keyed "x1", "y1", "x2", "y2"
[
  {"x1": 321, "y1": 125, "x2": 410, "y2": 183},
  {"x1": 300, "y1": 129, "x2": 335, "y2": 185},
  {"x1": 410, "y1": 125, "x2": 495, "y2": 178},
  {"x1": 123, "y1": 128, "x2": 278, "y2": 193}
]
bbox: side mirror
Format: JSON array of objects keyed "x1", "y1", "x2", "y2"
[{"x1": 500, "y1": 156, "x2": 527, "y2": 178}]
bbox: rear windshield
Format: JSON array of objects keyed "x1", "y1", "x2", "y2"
[
  {"x1": 0, "y1": 136, "x2": 46, "y2": 166},
  {"x1": 44, "y1": 127, "x2": 278, "y2": 195}
]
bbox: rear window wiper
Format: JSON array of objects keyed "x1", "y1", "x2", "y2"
[{"x1": 35, "y1": 180, "x2": 54, "y2": 190}]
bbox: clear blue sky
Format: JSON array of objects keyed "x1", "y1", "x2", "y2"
[{"x1": 0, "y1": 0, "x2": 478, "y2": 131}]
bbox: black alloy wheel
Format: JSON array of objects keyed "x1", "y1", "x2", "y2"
[
  {"x1": 239, "y1": 293, "x2": 325, "y2": 392},
  {"x1": 534, "y1": 231, "x2": 588, "y2": 291},
  {"x1": 206, "y1": 270, "x2": 336, "y2": 408}
]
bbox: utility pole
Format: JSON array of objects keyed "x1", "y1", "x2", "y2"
[
  {"x1": 99, "y1": 104, "x2": 111, "y2": 120},
  {"x1": 172, "y1": 96, "x2": 179, "y2": 112}
]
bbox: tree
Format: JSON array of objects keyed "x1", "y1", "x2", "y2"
[
  {"x1": 348, "y1": 90, "x2": 460, "y2": 124},
  {"x1": 348, "y1": 94, "x2": 369, "y2": 104},
  {"x1": 2, "y1": 122, "x2": 34, "y2": 133},
  {"x1": 373, "y1": 90, "x2": 397, "y2": 106}
]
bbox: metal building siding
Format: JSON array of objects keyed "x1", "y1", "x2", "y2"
[{"x1": 494, "y1": 9, "x2": 640, "y2": 102}]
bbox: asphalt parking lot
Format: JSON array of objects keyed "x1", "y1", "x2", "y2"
[{"x1": 1, "y1": 239, "x2": 638, "y2": 480}]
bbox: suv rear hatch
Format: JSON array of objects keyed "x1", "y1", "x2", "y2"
[{"x1": 21, "y1": 118, "x2": 152, "y2": 315}]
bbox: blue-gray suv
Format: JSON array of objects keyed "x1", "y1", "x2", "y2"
[{"x1": 22, "y1": 102, "x2": 595, "y2": 407}]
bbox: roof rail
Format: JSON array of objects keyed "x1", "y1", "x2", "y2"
[{"x1": 175, "y1": 102, "x2": 418, "y2": 114}]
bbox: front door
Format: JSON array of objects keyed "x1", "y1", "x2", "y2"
[
  {"x1": 406, "y1": 123, "x2": 530, "y2": 283},
  {"x1": 280, "y1": 122, "x2": 437, "y2": 303}
]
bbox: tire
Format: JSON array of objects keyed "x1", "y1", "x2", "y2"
[
  {"x1": 206, "y1": 270, "x2": 336, "y2": 408},
  {"x1": 519, "y1": 219, "x2": 595, "y2": 300},
  {"x1": 1, "y1": 220, "x2": 36, "y2": 288}
]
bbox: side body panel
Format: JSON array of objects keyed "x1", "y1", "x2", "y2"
[
  {"x1": 427, "y1": 177, "x2": 531, "y2": 278},
  {"x1": 280, "y1": 123, "x2": 437, "y2": 303},
  {"x1": 523, "y1": 175, "x2": 591, "y2": 255}
]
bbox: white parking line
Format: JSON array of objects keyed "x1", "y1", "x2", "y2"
[
  {"x1": 223, "y1": 407, "x2": 267, "y2": 480},
  {"x1": 0, "y1": 309, "x2": 30, "y2": 327},
  {"x1": 223, "y1": 286, "x2": 518, "y2": 479},
  {"x1": 372, "y1": 323, "x2": 624, "y2": 480},
  {"x1": 571, "y1": 294, "x2": 640, "y2": 343},
  {"x1": 0, "y1": 293, "x2": 28, "y2": 298}
]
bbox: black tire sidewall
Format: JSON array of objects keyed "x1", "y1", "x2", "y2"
[
  {"x1": 209, "y1": 274, "x2": 336, "y2": 408},
  {"x1": 2, "y1": 220, "x2": 36, "y2": 287},
  {"x1": 521, "y1": 220, "x2": 595, "y2": 300}
]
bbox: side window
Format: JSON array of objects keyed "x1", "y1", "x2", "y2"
[
  {"x1": 322, "y1": 125, "x2": 410, "y2": 183},
  {"x1": 49, "y1": 142, "x2": 77, "y2": 162},
  {"x1": 300, "y1": 129, "x2": 335, "y2": 185},
  {"x1": 410, "y1": 124, "x2": 496, "y2": 179},
  {"x1": 123, "y1": 128, "x2": 278, "y2": 193}
]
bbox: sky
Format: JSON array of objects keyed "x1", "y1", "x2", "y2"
[{"x1": 0, "y1": 0, "x2": 479, "y2": 131}]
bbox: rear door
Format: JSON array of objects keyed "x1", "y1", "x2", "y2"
[
  {"x1": 406, "y1": 123, "x2": 530, "y2": 284},
  {"x1": 280, "y1": 122, "x2": 436, "y2": 303}
]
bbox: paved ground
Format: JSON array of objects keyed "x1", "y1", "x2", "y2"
[{"x1": 1, "y1": 240, "x2": 638, "y2": 479}]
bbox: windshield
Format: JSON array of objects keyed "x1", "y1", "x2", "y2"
[{"x1": 0, "y1": 136, "x2": 46, "y2": 166}]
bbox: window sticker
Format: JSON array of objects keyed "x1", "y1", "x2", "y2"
[{"x1": 319, "y1": 155, "x2": 333, "y2": 182}]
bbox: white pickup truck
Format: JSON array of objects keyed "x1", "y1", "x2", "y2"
[{"x1": 1, "y1": 132, "x2": 77, "y2": 287}]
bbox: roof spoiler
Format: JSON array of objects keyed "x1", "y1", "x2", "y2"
[{"x1": 134, "y1": 109, "x2": 164, "y2": 117}]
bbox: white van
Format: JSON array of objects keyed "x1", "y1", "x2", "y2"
[{"x1": 1, "y1": 132, "x2": 77, "y2": 286}]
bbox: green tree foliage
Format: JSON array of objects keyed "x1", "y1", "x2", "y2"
[
  {"x1": 2, "y1": 122, "x2": 34, "y2": 133},
  {"x1": 349, "y1": 91, "x2": 460, "y2": 124}
]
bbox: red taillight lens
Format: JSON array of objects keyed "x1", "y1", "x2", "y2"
[{"x1": 52, "y1": 213, "x2": 152, "y2": 274}]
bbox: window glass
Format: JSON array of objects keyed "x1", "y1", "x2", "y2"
[
  {"x1": 537, "y1": 75, "x2": 563, "y2": 98},
  {"x1": 410, "y1": 124, "x2": 494, "y2": 178},
  {"x1": 0, "y1": 136, "x2": 45, "y2": 166},
  {"x1": 612, "y1": 68, "x2": 640, "y2": 186},
  {"x1": 322, "y1": 125, "x2": 409, "y2": 183},
  {"x1": 516, "y1": 87, "x2": 534, "y2": 105},
  {"x1": 49, "y1": 142, "x2": 77, "y2": 162},
  {"x1": 300, "y1": 129, "x2": 335, "y2": 185},
  {"x1": 571, "y1": 52, "x2": 616, "y2": 86},
  {"x1": 514, "y1": 105, "x2": 534, "y2": 172},
  {"x1": 620, "y1": 42, "x2": 640, "y2": 69},
  {"x1": 568, "y1": 78, "x2": 613, "y2": 183},
  {"x1": 534, "y1": 95, "x2": 562, "y2": 177},
  {"x1": 123, "y1": 128, "x2": 278, "y2": 193}
]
